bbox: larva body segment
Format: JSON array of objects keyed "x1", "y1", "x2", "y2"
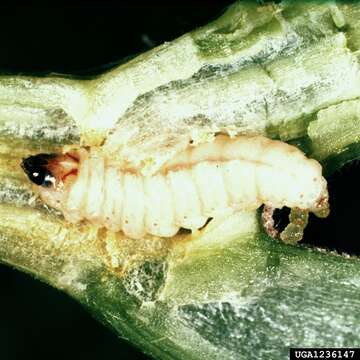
[
  {"x1": 22, "y1": 135, "x2": 329, "y2": 240},
  {"x1": 193, "y1": 162, "x2": 229, "y2": 217},
  {"x1": 102, "y1": 166, "x2": 121, "y2": 231},
  {"x1": 167, "y1": 169, "x2": 207, "y2": 230},
  {"x1": 85, "y1": 154, "x2": 105, "y2": 221},
  {"x1": 122, "y1": 173, "x2": 146, "y2": 239},
  {"x1": 222, "y1": 160, "x2": 259, "y2": 209},
  {"x1": 144, "y1": 175, "x2": 178, "y2": 237},
  {"x1": 65, "y1": 149, "x2": 90, "y2": 223}
]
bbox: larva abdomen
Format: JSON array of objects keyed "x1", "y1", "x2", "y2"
[
  {"x1": 102, "y1": 167, "x2": 121, "y2": 231},
  {"x1": 168, "y1": 169, "x2": 207, "y2": 230},
  {"x1": 29, "y1": 135, "x2": 329, "y2": 240},
  {"x1": 192, "y1": 162, "x2": 229, "y2": 217},
  {"x1": 121, "y1": 173, "x2": 146, "y2": 239},
  {"x1": 144, "y1": 175, "x2": 178, "y2": 237},
  {"x1": 222, "y1": 160, "x2": 259, "y2": 209}
]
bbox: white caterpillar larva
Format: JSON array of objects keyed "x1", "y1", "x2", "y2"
[{"x1": 21, "y1": 135, "x2": 329, "y2": 240}]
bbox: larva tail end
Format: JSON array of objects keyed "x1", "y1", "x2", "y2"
[
  {"x1": 280, "y1": 208, "x2": 309, "y2": 245},
  {"x1": 313, "y1": 196, "x2": 330, "y2": 219},
  {"x1": 279, "y1": 223, "x2": 305, "y2": 245}
]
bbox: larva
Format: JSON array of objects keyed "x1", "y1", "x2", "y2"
[{"x1": 21, "y1": 135, "x2": 329, "y2": 241}]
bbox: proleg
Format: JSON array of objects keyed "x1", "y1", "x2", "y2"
[{"x1": 21, "y1": 135, "x2": 329, "y2": 241}]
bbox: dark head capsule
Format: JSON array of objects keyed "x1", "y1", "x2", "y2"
[{"x1": 21, "y1": 154, "x2": 57, "y2": 187}]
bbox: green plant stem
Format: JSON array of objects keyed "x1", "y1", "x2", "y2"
[{"x1": 1, "y1": 2, "x2": 360, "y2": 359}]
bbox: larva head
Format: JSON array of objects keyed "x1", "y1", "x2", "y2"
[
  {"x1": 21, "y1": 152, "x2": 79, "y2": 200},
  {"x1": 21, "y1": 154, "x2": 58, "y2": 187},
  {"x1": 21, "y1": 152, "x2": 80, "y2": 210}
]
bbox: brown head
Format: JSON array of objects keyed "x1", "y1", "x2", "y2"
[
  {"x1": 21, "y1": 153, "x2": 79, "y2": 188},
  {"x1": 21, "y1": 154, "x2": 58, "y2": 187},
  {"x1": 21, "y1": 152, "x2": 80, "y2": 210}
]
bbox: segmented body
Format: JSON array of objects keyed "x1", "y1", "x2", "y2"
[{"x1": 36, "y1": 135, "x2": 329, "y2": 240}]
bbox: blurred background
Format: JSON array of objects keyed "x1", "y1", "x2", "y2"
[
  {"x1": 0, "y1": 1, "x2": 233, "y2": 74},
  {"x1": 0, "y1": 1, "x2": 359, "y2": 359}
]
